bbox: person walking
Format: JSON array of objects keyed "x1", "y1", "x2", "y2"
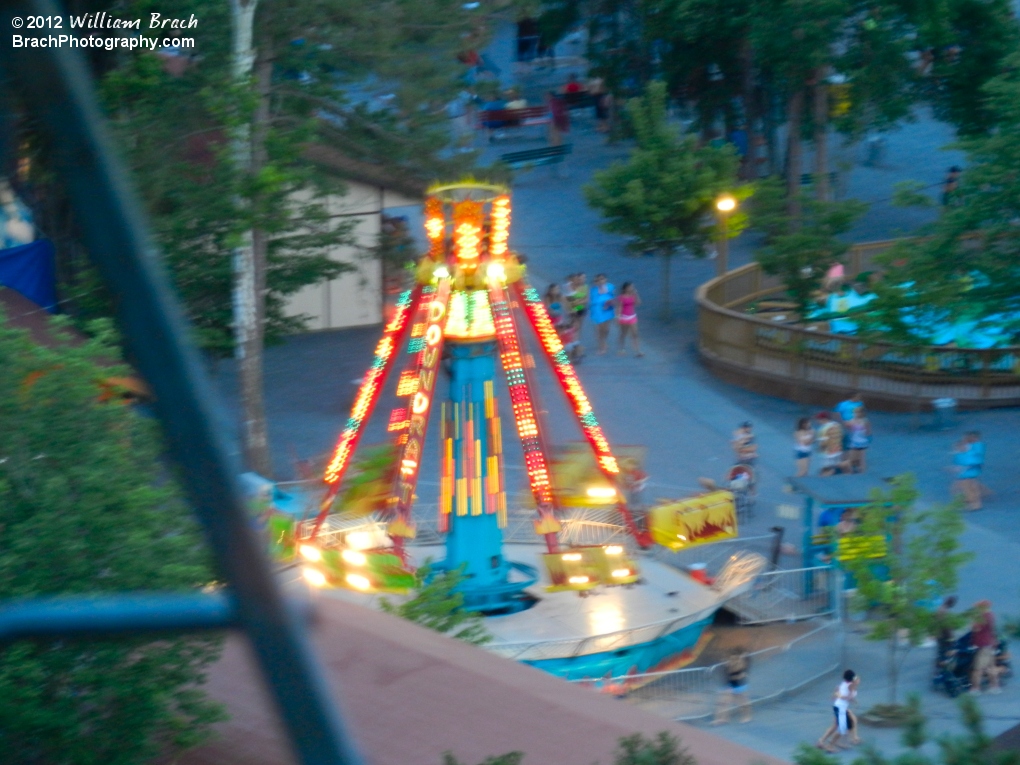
[
  {"x1": 732, "y1": 421, "x2": 758, "y2": 466},
  {"x1": 616, "y1": 281, "x2": 642, "y2": 356},
  {"x1": 817, "y1": 670, "x2": 859, "y2": 752},
  {"x1": 589, "y1": 273, "x2": 616, "y2": 354},
  {"x1": 544, "y1": 283, "x2": 566, "y2": 327},
  {"x1": 566, "y1": 273, "x2": 589, "y2": 338},
  {"x1": 952, "y1": 430, "x2": 986, "y2": 510},
  {"x1": 713, "y1": 647, "x2": 752, "y2": 724},
  {"x1": 795, "y1": 417, "x2": 815, "y2": 477},
  {"x1": 546, "y1": 91, "x2": 570, "y2": 146},
  {"x1": 816, "y1": 412, "x2": 846, "y2": 476},
  {"x1": 835, "y1": 391, "x2": 864, "y2": 423},
  {"x1": 943, "y1": 166, "x2": 962, "y2": 206},
  {"x1": 970, "y1": 600, "x2": 1001, "y2": 694},
  {"x1": 845, "y1": 407, "x2": 872, "y2": 473}
]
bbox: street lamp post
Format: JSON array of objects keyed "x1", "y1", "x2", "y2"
[{"x1": 715, "y1": 194, "x2": 737, "y2": 278}]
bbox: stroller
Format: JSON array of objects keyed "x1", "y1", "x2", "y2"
[{"x1": 933, "y1": 631, "x2": 1012, "y2": 697}]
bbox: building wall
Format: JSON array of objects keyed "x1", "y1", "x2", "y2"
[{"x1": 282, "y1": 182, "x2": 420, "y2": 332}]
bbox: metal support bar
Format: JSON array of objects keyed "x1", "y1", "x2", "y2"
[
  {"x1": 0, "y1": 593, "x2": 238, "y2": 642},
  {"x1": 0, "y1": 2, "x2": 364, "y2": 762}
]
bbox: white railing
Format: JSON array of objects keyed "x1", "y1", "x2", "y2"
[
  {"x1": 725, "y1": 566, "x2": 838, "y2": 624},
  {"x1": 571, "y1": 617, "x2": 844, "y2": 721}
]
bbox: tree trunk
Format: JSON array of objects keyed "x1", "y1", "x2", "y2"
[
  {"x1": 813, "y1": 69, "x2": 829, "y2": 202},
  {"x1": 660, "y1": 251, "x2": 673, "y2": 322},
  {"x1": 785, "y1": 87, "x2": 804, "y2": 221},
  {"x1": 740, "y1": 39, "x2": 761, "y2": 181},
  {"x1": 230, "y1": 0, "x2": 273, "y2": 477}
]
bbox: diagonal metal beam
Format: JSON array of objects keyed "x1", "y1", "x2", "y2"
[{"x1": 0, "y1": 1, "x2": 364, "y2": 761}]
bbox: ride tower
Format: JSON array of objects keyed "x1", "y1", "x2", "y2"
[{"x1": 303, "y1": 182, "x2": 651, "y2": 614}]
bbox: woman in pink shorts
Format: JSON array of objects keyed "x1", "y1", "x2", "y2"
[{"x1": 616, "y1": 282, "x2": 643, "y2": 357}]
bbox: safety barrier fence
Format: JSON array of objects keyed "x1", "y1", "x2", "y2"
[
  {"x1": 697, "y1": 240, "x2": 1020, "y2": 409},
  {"x1": 570, "y1": 616, "x2": 844, "y2": 721}
]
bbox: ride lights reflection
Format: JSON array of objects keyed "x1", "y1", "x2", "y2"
[
  {"x1": 605, "y1": 545, "x2": 624, "y2": 555},
  {"x1": 298, "y1": 544, "x2": 322, "y2": 562},
  {"x1": 611, "y1": 568, "x2": 631, "y2": 578},
  {"x1": 346, "y1": 573, "x2": 372, "y2": 591},
  {"x1": 586, "y1": 486, "x2": 617, "y2": 498},
  {"x1": 568, "y1": 575, "x2": 590, "y2": 585},
  {"x1": 341, "y1": 548, "x2": 367, "y2": 566},
  {"x1": 302, "y1": 567, "x2": 327, "y2": 588},
  {"x1": 561, "y1": 553, "x2": 582, "y2": 561}
]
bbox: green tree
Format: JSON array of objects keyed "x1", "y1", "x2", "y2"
[
  {"x1": 442, "y1": 753, "x2": 524, "y2": 765},
  {"x1": 864, "y1": 52, "x2": 1020, "y2": 346},
  {"x1": 751, "y1": 177, "x2": 867, "y2": 317},
  {"x1": 380, "y1": 562, "x2": 492, "y2": 646},
  {"x1": 0, "y1": 314, "x2": 223, "y2": 764},
  {"x1": 615, "y1": 732, "x2": 697, "y2": 765},
  {"x1": 585, "y1": 82, "x2": 748, "y2": 318},
  {"x1": 838, "y1": 475, "x2": 971, "y2": 705}
]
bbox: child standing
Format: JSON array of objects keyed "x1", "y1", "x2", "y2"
[{"x1": 616, "y1": 282, "x2": 643, "y2": 357}]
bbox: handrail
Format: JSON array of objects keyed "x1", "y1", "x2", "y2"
[{"x1": 696, "y1": 240, "x2": 1020, "y2": 410}]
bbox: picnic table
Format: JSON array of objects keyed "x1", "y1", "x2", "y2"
[
  {"x1": 477, "y1": 106, "x2": 550, "y2": 141},
  {"x1": 500, "y1": 144, "x2": 572, "y2": 171}
]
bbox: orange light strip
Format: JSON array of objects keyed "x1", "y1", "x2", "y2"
[
  {"x1": 514, "y1": 281, "x2": 652, "y2": 548},
  {"x1": 488, "y1": 280, "x2": 560, "y2": 551},
  {"x1": 453, "y1": 200, "x2": 483, "y2": 264},
  {"x1": 308, "y1": 287, "x2": 419, "y2": 539},
  {"x1": 391, "y1": 278, "x2": 452, "y2": 534},
  {"x1": 424, "y1": 196, "x2": 445, "y2": 260},
  {"x1": 489, "y1": 195, "x2": 511, "y2": 260}
]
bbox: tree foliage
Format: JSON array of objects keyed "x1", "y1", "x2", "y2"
[
  {"x1": 0, "y1": 313, "x2": 223, "y2": 764},
  {"x1": 863, "y1": 53, "x2": 1020, "y2": 347},
  {"x1": 751, "y1": 177, "x2": 867, "y2": 316},
  {"x1": 584, "y1": 81, "x2": 747, "y2": 316},
  {"x1": 615, "y1": 732, "x2": 698, "y2": 765},
  {"x1": 379, "y1": 562, "x2": 492, "y2": 646},
  {"x1": 838, "y1": 475, "x2": 972, "y2": 704}
]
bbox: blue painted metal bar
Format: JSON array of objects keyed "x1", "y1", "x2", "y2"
[
  {"x1": 0, "y1": 1, "x2": 365, "y2": 762},
  {"x1": 0, "y1": 593, "x2": 237, "y2": 642}
]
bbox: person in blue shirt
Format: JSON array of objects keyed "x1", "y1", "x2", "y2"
[
  {"x1": 952, "y1": 430, "x2": 986, "y2": 510},
  {"x1": 589, "y1": 273, "x2": 616, "y2": 354},
  {"x1": 835, "y1": 392, "x2": 864, "y2": 423}
]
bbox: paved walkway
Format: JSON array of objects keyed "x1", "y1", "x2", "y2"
[{"x1": 210, "y1": 66, "x2": 1020, "y2": 763}]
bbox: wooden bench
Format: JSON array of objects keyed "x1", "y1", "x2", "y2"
[
  {"x1": 477, "y1": 107, "x2": 550, "y2": 141},
  {"x1": 799, "y1": 171, "x2": 839, "y2": 187},
  {"x1": 500, "y1": 144, "x2": 572, "y2": 170}
]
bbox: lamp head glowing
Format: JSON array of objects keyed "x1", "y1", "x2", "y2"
[
  {"x1": 341, "y1": 549, "x2": 367, "y2": 566},
  {"x1": 716, "y1": 195, "x2": 737, "y2": 213},
  {"x1": 302, "y1": 567, "x2": 327, "y2": 588},
  {"x1": 433, "y1": 265, "x2": 450, "y2": 280},
  {"x1": 299, "y1": 544, "x2": 322, "y2": 562},
  {"x1": 486, "y1": 262, "x2": 506, "y2": 282},
  {"x1": 568, "y1": 575, "x2": 590, "y2": 585},
  {"x1": 345, "y1": 573, "x2": 372, "y2": 591}
]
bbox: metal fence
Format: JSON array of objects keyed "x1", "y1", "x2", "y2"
[
  {"x1": 696, "y1": 240, "x2": 1020, "y2": 409},
  {"x1": 725, "y1": 566, "x2": 838, "y2": 624},
  {"x1": 571, "y1": 616, "x2": 844, "y2": 721}
]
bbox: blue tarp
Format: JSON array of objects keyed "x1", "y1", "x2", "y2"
[{"x1": 0, "y1": 239, "x2": 57, "y2": 312}]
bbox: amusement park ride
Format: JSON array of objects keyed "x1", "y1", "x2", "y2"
[{"x1": 275, "y1": 182, "x2": 763, "y2": 680}]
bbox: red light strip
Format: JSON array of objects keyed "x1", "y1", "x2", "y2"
[
  {"x1": 307, "y1": 287, "x2": 419, "y2": 539},
  {"x1": 391, "y1": 278, "x2": 452, "y2": 540},
  {"x1": 513, "y1": 281, "x2": 652, "y2": 548},
  {"x1": 488, "y1": 280, "x2": 560, "y2": 552}
]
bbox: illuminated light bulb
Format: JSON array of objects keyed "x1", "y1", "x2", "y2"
[
  {"x1": 345, "y1": 531, "x2": 373, "y2": 550},
  {"x1": 425, "y1": 217, "x2": 445, "y2": 238},
  {"x1": 586, "y1": 486, "x2": 617, "y2": 499},
  {"x1": 677, "y1": 534, "x2": 687, "y2": 540},
  {"x1": 299, "y1": 544, "x2": 322, "y2": 562},
  {"x1": 568, "y1": 575, "x2": 590, "y2": 585},
  {"x1": 342, "y1": 549, "x2": 367, "y2": 566},
  {"x1": 303, "y1": 567, "x2": 327, "y2": 588},
  {"x1": 716, "y1": 195, "x2": 737, "y2": 213},
  {"x1": 433, "y1": 265, "x2": 450, "y2": 280},
  {"x1": 562, "y1": 553, "x2": 582, "y2": 562},
  {"x1": 346, "y1": 573, "x2": 372, "y2": 591},
  {"x1": 605, "y1": 545, "x2": 624, "y2": 555},
  {"x1": 611, "y1": 568, "x2": 631, "y2": 578},
  {"x1": 486, "y1": 262, "x2": 506, "y2": 282}
]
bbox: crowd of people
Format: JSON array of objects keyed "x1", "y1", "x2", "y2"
[
  {"x1": 543, "y1": 272, "x2": 644, "y2": 360},
  {"x1": 789, "y1": 392, "x2": 873, "y2": 477}
]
